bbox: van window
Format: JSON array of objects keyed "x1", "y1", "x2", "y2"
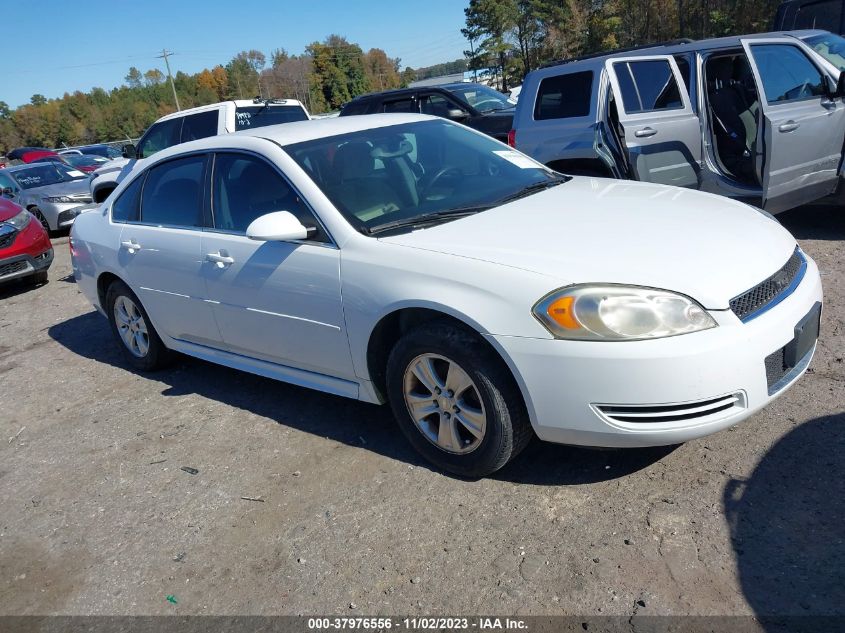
[
  {"x1": 137, "y1": 118, "x2": 182, "y2": 159},
  {"x1": 181, "y1": 110, "x2": 218, "y2": 142},
  {"x1": 749, "y1": 44, "x2": 826, "y2": 104},
  {"x1": 614, "y1": 60, "x2": 684, "y2": 113},
  {"x1": 140, "y1": 155, "x2": 206, "y2": 228},
  {"x1": 534, "y1": 71, "x2": 593, "y2": 120},
  {"x1": 794, "y1": 0, "x2": 842, "y2": 30}
]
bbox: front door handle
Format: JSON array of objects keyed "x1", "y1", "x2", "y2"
[
  {"x1": 778, "y1": 121, "x2": 800, "y2": 133},
  {"x1": 206, "y1": 252, "x2": 234, "y2": 267},
  {"x1": 634, "y1": 127, "x2": 658, "y2": 138},
  {"x1": 120, "y1": 239, "x2": 140, "y2": 253}
]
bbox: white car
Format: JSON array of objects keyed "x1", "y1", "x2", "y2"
[{"x1": 70, "y1": 114, "x2": 823, "y2": 477}]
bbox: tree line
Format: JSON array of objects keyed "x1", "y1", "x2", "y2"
[{"x1": 463, "y1": 0, "x2": 781, "y2": 90}]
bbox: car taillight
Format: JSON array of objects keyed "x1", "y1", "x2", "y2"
[{"x1": 507, "y1": 129, "x2": 516, "y2": 148}]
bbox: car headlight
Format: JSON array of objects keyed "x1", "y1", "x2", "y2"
[
  {"x1": 533, "y1": 285, "x2": 717, "y2": 341},
  {"x1": 2, "y1": 209, "x2": 32, "y2": 231},
  {"x1": 43, "y1": 196, "x2": 73, "y2": 203}
]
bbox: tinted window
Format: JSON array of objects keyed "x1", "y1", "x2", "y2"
[
  {"x1": 382, "y1": 98, "x2": 417, "y2": 113},
  {"x1": 341, "y1": 101, "x2": 369, "y2": 116},
  {"x1": 140, "y1": 155, "x2": 205, "y2": 227},
  {"x1": 420, "y1": 93, "x2": 463, "y2": 117},
  {"x1": 0, "y1": 173, "x2": 15, "y2": 192},
  {"x1": 112, "y1": 175, "x2": 144, "y2": 223},
  {"x1": 211, "y1": 153, "x2": 321, "y2": 238},
  {"x1": 615, "y1": 60, "x2": 684, "y2": 113},
  {"x1": 181, "y1": 110, "x2": 218, "y2": 142},
  {"x1": 235, "y1": 105, "x2": 309, "y2": 130},
  {"x1": 137, "y1": 118, "x2": 182, "y2": 159},
  {"x1": 749, "y1": 44, "x2": 826, "y2": 104},
  {"x1": 795, "y1": 0, "x2": 842, "y2": 30},
  {"x1": 804, "y1": 32, "x2": 845, "y2": 71},
  {"x1": 10, "y1": 163, "x2": 86, "y2": 189},
  {"x1": 534, "y1": 71, "x2": 593, "y2": 120},
  {"x1": 674, "y1": 56, "x2": 692, "y2": 95}
]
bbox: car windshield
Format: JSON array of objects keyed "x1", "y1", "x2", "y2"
[
  {"x1": 284, "y1": 119, "x2": 565, "y2": 234},
  {"x1": 11, "y1": 163, "x2": 87, "y2": 189},
  {"x1": 804, "y1": 33, "x2": 845, "y2": 70},
  {"x1": 447, "y1": 84, "x2": 513, "y2": 112},
  {"x1": 235, "y1": 105, "x2": 309, "y2": 130},
  {"x1": 65, "y1": 154, "x2": 108, "y2": 167}
]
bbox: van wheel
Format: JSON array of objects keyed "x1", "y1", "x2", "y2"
[
  {"x1": 106, "y1": 280, "x2": 172, "y2": 371},
  {"x1": 386, "y1": 320, "x2": 532, "y2": 477}
]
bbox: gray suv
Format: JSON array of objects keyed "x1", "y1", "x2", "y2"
[{"x1": 511, "y1": 32, "x2": 845, "y2": 213}]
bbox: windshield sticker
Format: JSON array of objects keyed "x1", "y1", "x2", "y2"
[
  {"x1": 493, "y1": 150, "x2": 542, "y2": 169},
  {"x1": 17, "y1": 175, "x2": 43, "y2": 186},
  {"x1": 66, "y1": 169, "x2": 86, "y2": 178}
]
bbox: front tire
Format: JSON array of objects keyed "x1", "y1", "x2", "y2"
[
  {"x1": 30, "y1": 207, "x2": 51, "y2": 234},
  {"x1": 386, "y1": 320, "x2": 532, "y2": 477},
  {"x1": 106, "y1": 280, "x2": 172, "y2": 371}
]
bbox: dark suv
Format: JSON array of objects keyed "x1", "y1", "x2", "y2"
[{"x1": 340, "y1": 83, "x2": 515, "y2": 142}]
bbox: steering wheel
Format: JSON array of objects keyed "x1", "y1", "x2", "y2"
[{"x1": 422, "y1": 166, "x2": 463, "y2": 196}]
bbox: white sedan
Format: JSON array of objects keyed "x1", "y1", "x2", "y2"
[{"x1": 70, "y1": 114, "x2": 822, "y2": 477}]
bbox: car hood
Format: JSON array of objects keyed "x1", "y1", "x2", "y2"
[
  {"x1": 379, "y1": 178, "x2": 798, "y2": 309},
  {"x1": 25, "y1": 179, "x2": 92, "y2": 198},
  {"x1": 91, "y1": 157, "x2": 130, "y2": 177},
  {"x1": 0, "y1": 198, "x2": 23, "y2": 222}
]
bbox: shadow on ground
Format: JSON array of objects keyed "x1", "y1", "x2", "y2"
[
  {"x1": 725, "y1": 413, "x2": 845, "y2": 623},
  {"x1": 48, "y1": 310, "x2": 670, "y2": 485},
  {"x1": 776, "y1": 204, "x2": 845, "y2": 241}
]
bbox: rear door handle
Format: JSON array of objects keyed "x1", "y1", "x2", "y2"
[
  {"x1": 206, "y1": 252, "x2": 234, "y2": 267},
  {"x1": 778, "y1": 121, "x2": 800, "y2": 133},
  {"x1": 120, "y1": 239, "x2": 140, "y2": 253},
  {"x1": 634, "y1": 127, "x2": 658, "y2": 138}
]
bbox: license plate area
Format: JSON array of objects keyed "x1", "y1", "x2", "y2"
[{"x1": 764, "y1": 302, "x2": 821, "y2": 395}]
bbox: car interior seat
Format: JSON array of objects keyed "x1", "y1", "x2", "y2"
[
  {"x1": 707, "y1": 56, "x2": 757, "y2": 184},
  {"x1": 331, "y1": 142, "x2": 404, "y2": 223}
]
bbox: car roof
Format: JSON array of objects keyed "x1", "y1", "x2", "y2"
[
  {"x1": 348, "y1": 82, "x2": 489, "y2": 102},
  {"x1": 241, "y1": 113, "x2": 438, "y2": 145},
  {"x1": 155, "y1": 99, "x2": 306, "y2": 122},
  {"x1": 539, "y1": 30, "x2": 829, "y2": 70}
]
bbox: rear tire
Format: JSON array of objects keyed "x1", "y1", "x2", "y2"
[
  {"x1": 106, "y1": 280, "x2": 172, "y2": 371},
  {"x1": 386, "y1": 320, "x2": 532, "y2": 477}
]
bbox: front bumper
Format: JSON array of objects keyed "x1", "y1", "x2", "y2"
[
  {"x1": 489, "y1": 255, "x2": 823, "y2": 448},
  {"x1": 39, "y1": 201, "x2": 91, "y2": 230},
  {"x1": 0, "y1": 250, "x2": 53, "y2": 284}
]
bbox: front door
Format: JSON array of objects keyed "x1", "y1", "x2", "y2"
[
  {"x1": 741, "y1": 37, "x2": 845, "y2": 212},
  {"x1": 605, "y1": 55, "x2": 702, "y2": 188},
  {"x1": 118, "y1": 153, "x2": 221, "y2": 347},
  {"x1": 200, "y1": 152, "x2": 355, "y2": 380}
]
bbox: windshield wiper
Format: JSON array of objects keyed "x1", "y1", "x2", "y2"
[
  {"x1": 365, "y1": 206, "x2": 492, "y2": 235},
  {"x1": 496, "y1": 177, "x2": 569, "y2": 205}
]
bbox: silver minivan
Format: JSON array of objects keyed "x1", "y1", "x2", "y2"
[{"x1": 511, "y1": 31, "x2": 845, "y2": 213}]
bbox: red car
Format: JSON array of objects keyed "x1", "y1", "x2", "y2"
[{"x1": 0, "y1": 197, "x2": 53, "y2": 286}]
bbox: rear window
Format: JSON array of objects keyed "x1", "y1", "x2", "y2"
[
  {"x1": 614, "y1": 60, "x2": 684, "y2": 113},
  {"x1": 235, "y1": 105, "x2": 308, "y2": 130},
  {"x1": 794, "y1": 0, "x2": 842, "y2": 30},
  {"x1": 534, "y1": 71, "x2": 593, "y2": 120}
]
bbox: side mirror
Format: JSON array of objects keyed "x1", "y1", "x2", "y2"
[
  {"x1": 246, "y1": 211, "x2": 313, "y2": 242},
  {"x1": 447, "y1": 108, "x2": 469, "y2": 120},
  {"x1": 1, "y1": 186, "x2": 14, "y2": 198},
  {"x1": 121, "y1": 143, "x2": 137, "y2": 159}
]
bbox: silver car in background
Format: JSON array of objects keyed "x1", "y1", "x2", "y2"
[{"x1": 0, "y1": 162, "x2": 92, "y2": 232}]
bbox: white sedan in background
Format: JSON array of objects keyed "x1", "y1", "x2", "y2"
[{"x1": 70, "y1": 114, "x2": 822, "y2": 477}]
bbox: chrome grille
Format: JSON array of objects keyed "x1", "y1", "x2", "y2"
[
  {"x1": 0, "y1": 230, "x2": 16, "y2": 250},
  {"x1": 595, "y1": 393, "x2": 745, "y2": 424},
  {"x1": 730, "y1": 248, "x2": 805, "y2": 322}
]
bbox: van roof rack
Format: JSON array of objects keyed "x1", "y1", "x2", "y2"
[{"x1": 540, "y1": 39, "x2": 696, "y2": 69}]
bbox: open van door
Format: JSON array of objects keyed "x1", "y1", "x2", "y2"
[
  {"x1": 741, "y1": 37, "x2": 845, "y2": 212},
  {"x1": 605, "y1": 55, "x2": 702, "y2": 188}
]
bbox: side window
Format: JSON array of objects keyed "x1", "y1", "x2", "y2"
[
  {"x1": 795, "y1": 0, "x2": 842, "y2": 30},
  {"x1": 419, "y1": 93, "x2": 464, "y2": 117},
  {"x1": 211, "y1": 153, "x2": 326, "y2": 241},
  {"x1": 111, "y1": 175, "x2": 144, "y2": 223},
  {"x1": 382, "y1": 98, "x2": 417, "y2": 113},
  {"x1": 140, "y1": 155, "x2": 206, "y2": 227},
  {"x1": 534, "y1": 71, "x2": 593, "y2": 120},
  {"x1": 181, "y1": 110, "x2": 218, "y2": 142},
  {"x1": 674, "y1": 56, "x2": 692, "y2": 96},
  {"x1": 749, "y1": 44, "x2": 826, "y2": 104},
  {"x1": 0, "y1": 173, "x2": 15, "y2": 192},
  {"x1": 137, "y1": 118, "x2": 183, "y2": 159},
  {"x1": 614, "y1": 60, "x2": 684, "y2": 113}
]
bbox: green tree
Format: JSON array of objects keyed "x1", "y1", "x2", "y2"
[
  {"x1": 307, "y1": 35, "x2": 370, "y2": 111},
  {"x1": 30, "y1": 94, "x2": 47, "y2": 106}
]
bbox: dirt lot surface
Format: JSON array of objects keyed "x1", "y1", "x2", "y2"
[{"x1": 0, "y1": 206, "x2": 843, "y2": 619}]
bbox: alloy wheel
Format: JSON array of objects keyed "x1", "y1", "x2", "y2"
[
  {"x1": 113, "y1": 295, "x2": 149, "y2": 358},
  {"x1": 402, "y1": 353, "x2": 486, "y2": 454}
]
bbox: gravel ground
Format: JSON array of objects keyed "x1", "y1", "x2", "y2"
[{"x1": 0, "y1": 205, "x2": 842, "y2": 619}]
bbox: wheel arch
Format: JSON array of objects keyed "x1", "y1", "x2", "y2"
[
  {"x1": 96, "y1": 270, "x2": 127, "y2": 312},
  {"x1": 364, "y1": 305, "x2": 535, "y2": 425}
]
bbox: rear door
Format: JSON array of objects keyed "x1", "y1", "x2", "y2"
[
  {"x1": 741, "y1": 37, "x2": 845, "y2": 212},
  {"x1": 605, "y1": 55, "x2": 702, "y2": 188}
]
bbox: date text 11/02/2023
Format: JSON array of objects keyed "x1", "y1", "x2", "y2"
[{"x1": 307, "y1": 617, "x2": 528, "y2": 630}]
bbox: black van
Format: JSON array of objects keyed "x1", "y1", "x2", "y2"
[{"x1": 774, "y1": 0, "x2": 845, "y2": 34}]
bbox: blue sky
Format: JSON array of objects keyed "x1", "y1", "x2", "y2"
[{"x1": 1, "y1": 0, "x2": 469, "y2": 109}]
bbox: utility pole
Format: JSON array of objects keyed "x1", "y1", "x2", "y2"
[{"x1": 157, "y1": 49, "x2": 181, "y2": 111}]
